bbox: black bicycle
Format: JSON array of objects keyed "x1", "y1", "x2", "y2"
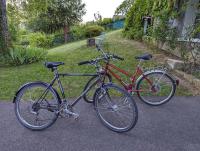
[{"x1": 13, "y1": 58, "x2": 138, "y2": 133}]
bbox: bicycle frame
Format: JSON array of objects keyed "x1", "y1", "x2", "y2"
[
  {"x1": 103, "y1": 60, "x2": 153, "y2": 93},
  {"x1": 37, "y1": 68, "x2": 100, "y2": 107}
]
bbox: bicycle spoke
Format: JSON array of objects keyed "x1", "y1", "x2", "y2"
[
  {"x1": 95, "y1": 84, "x2": 138, "y2": 132},
  {"x1": 137, "y1": 72, "x2": 175, "y2": 105},
  {"x1": 15, "y1": 82, "x2": 59, "y2": 130},
  {"x1": 28, "y1": 88, "x2": 35, "y2": 103}
]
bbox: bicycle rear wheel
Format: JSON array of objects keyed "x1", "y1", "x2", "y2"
[
  {"x1": 94, "y1": 83, "x2": 138, "y2": 133},
  {"x1": 14, "y1": 82, "x2": 60, "y2": 130},
  {"x1": 136, "y1": 71, "x2": 176, "y2": 106}
]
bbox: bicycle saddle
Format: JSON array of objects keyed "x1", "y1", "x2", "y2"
[
  {"x1": 135, "y1": 53, "x2": 152, "y2": 60},
  {"x1": 45, "y1": 62, "x2": 64, "y2": 68}
]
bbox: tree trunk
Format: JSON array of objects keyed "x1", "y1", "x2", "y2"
[
  {"x1": 64, "y1": 25, "x2": 69, "y2": 43},
  {"x1": 0, "y1": 0, "x2": 10, "y2": 53}
]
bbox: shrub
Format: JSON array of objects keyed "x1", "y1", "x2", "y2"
[
  {"x1": 193, "y1": 23, "x2": 200, "y2": 38},
  {"x1": 18, "y1": 29, "x2": 29, "y2": 36},
  {"x1": 85, "y1": 25, "x2": 105, "y2": 38},
  {"x1": 52, "y1": 33, "x2": 65, "y2": 46},
  {"x1": 20, "y1": 32, "x2": 54, "y2": 49},
  {"x1": 124, "y1": 0, "x2": 154, "y2": 40},
  {"x1": 100, "y1": 18, "x2": 113, "y2": 26},
  {"x1": 9, "y1": 22, "x2": 18, "y2": 42},
  {"x1": 8, "y1": 46, "x2": 47, "y2": 66},
  {"x1": 70, "y1": 25, "x2": 86, "y2": 40},
  {"x1": 28, "y1": 32, "x2": 54, "y2": 48}
]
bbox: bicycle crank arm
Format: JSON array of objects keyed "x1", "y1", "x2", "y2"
[{"x1": 63, "y1": 108, "x2": 79, "y2": 119}]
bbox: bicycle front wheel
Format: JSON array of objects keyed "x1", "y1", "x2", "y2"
[
  {"x1": 14, "y1": 82, "x2": 60, "y2": 130},
  {"x1": 94, "y1": 84, "x2": 138, "y2": 133},
  {"x1": 136, "y1": 71, "x2": 176, "y2": 106},
  {"x1": 83, "y1": 74, "x2": 112, "y2": 103}
]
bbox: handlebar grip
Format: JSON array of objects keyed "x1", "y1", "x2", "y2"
[
  {"x1": 78, "y1": 61, "x2": 91, "y2": 65},
  {"x1": 113, "y1": 55, "x2": 124, "y2": 61}
]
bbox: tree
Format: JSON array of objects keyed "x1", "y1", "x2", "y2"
[
  {"x1": 115, "y1": 0, "x2": 134, "y2": 16},
  {"x1": 0, "y1": 0, "x2": 10, "y2": 53},
  {"x1": 94, "y1": 11, "x2": 102, "y2": 21},
  {"x1": 7, "y1": 2, "x2": 22, "y2": 42},
  {"x1": 23, "y1": 0, "x2": 86, "y2": 42},
  {"x1": 52, "y1": 0, "x2": 86, "y2": 42}
]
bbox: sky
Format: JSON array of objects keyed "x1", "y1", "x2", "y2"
[{"x1": 82, "y1": 0, "x2": 124, "y2": 22}]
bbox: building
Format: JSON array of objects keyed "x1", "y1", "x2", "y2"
[{"x1": 174, "y1": 0, "x2": 199, "y2": 40}]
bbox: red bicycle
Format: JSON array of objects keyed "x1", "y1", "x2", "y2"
[{"x1": 82, "y1": 46, "x2": 178, "y2": 106}]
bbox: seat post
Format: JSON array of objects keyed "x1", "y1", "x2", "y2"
[
  {"x1": 53, "y1": 67, "x2": 66, "y2": 100},
  {"x1": 53, "y1": 67, "x2": 59, "y2": 77},
  {"x1": 137, "y1": 59, "x2": 143, "y2": 67}
]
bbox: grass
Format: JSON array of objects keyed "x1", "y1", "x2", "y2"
[{"x1": 0, "y1": 30, "x2": 191, "y2": 101}]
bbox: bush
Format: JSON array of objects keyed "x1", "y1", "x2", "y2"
[
  {"x1": 100, "y1": 18, "x2": 113, "y2": 26},
  {"x1": 18, "y1": 29, "x2": 29, "y2": 36},
  {"x1": 193, "y1": 23, "x2": 200, "y2": 38},
  {"x1": 124, "y1": 0, "x2": 154, "y2": 40},
  {"x1": 70, "y1": 25, "x2": 86, "y2": 40},
  {"x1": 52, "y1": 33, "x2": 65, "y2": 46},
  {"x1": 20, "y1": 32, "x2": 54, "y2": 49},
  {"x1": 29, "y1": 32, "x2": 54, "y2": 48},
  {"x1": 85, "y1": 25, "x2": 105, "y2": 38},
  {"x1": 8, "y1": 46, "x2": 47, "y2": 66},
  {"x1": 9, "y1": 22, "x2": 19, "y2": 42}
]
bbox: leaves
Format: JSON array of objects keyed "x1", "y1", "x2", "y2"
[
  {"x1": 16, "y1": 0, "x2": 86, "y2": 33},
  {"x1": 115, "y1": 0, "x2": 134, "y2": 16},
  {"x1": 8, "y1": 46, "x2": 47, "y2": 65}
]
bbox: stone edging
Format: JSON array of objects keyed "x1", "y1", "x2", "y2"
[{"x1": 174, "y1": 70, "x2": 200, "y2": 91}]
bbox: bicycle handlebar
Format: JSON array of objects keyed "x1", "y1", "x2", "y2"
[
  {"x1": 78, "y1": 60, "x2": 92, "y2": 66},
  {"x1": 78, "y1": 54, "x2": 124, "y2": 66},
  {"x1": 112, "y1": 55, "x2": 124, "y2": 61},
  {"x1": 95, "y1": 44, "x2": 124, "y2": 60},
  {"x1": 78, "y1": 44, "x2": 124, "y2": 66}
]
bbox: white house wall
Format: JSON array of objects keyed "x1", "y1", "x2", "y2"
[{"x1": 182, "y1": 0, "x2": 199, "y2": 38}]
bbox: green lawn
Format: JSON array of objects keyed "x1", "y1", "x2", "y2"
[{"x1": 0, "y1": 30, "x2": 190, "y2": 100}]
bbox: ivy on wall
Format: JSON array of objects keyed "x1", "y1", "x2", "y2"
[
  {"x1": 124, "y1": 0, "x2": 183, "y2": 40},
  {"x1": 124, "y1": 0, "x2": 200, "y2": 69},
  {"x1": 124, "y1": 0, "x2": 154, "y2": 39}
]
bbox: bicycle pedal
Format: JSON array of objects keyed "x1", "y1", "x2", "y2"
[
  {"x1": 58, "y1": 112, "x2": 70, "y2": 118},
  {"x1": 72, "y1": 112, "x2": 79, "y2": 120},
  {"x1": 58, "y1": 114, "x2": 65, "y2": 118},
  {"x1": 63, "y1": 108, "x2": 79, "y2": 118}
]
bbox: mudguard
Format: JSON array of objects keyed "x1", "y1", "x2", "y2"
[{"x1": 135, "y1": 69, "x2": 177, "y2": 88}]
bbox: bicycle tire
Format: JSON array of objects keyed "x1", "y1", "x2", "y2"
[
  {"x1": 136, "y1": 71, "x2": 176, "y2": 106},
  {"x1": 94, "y1": 83, "x2": 138, "y2": 133},
  {"x1": 83, "y1": 74, "x2": 112, "y2": 103},
  {"x1": 14, "y1": 82, "x2": 60, "y2": 130}
]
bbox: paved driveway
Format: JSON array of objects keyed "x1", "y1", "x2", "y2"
[{"x1": 0, "y1": 96, "x2": 200, "y2": 151}]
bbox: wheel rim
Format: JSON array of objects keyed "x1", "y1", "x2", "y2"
[
  {"x1": 95, "y1": 86, "x2": 137, "y2": 131},
  {"x1": 16, "y1": 84, "x2": 59, "y2": 129},
  {"x1": 138, "y1": 73, "x2": 174, "y2": 105},
  {"x1": 85, "y1": 75, "x2": 111, "y2": 102}
]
